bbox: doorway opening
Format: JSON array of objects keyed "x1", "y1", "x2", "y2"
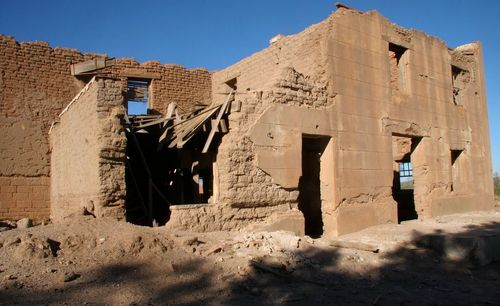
[
  {"x1": 450, "y1": 149, "x2": 463, "y2": 192},
  {"x1": 298, "y1": 135, "x2": 330, "y2": 238},
  {"x1": 392, "y1": 135, "x2": 421, "y2": 222}
]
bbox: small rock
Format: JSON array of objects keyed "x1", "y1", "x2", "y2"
[
  {"x1": 6, "y1": 237, "x2": 21, "y2": 246},
  {"x1": 205, "y1": 245, "x2": 223, "y2": 256},
  {"x1": 183, "y1": 237, "x2": 202, "y2": 246},
  {"x1": 16, "y1": 218, "x2": 32, "y2": 229},
  {"x1": 8, "y1": 280, "x2": 24, "y2": 290},
  {"x1": 46, "y1": 268, "x2": 58, "y2": 273},
  {"x1": 63, "y1": 272, "x2": 80, "y2": 282}
]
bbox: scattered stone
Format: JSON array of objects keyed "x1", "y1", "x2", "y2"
[
  {"x1": 13, "y1": 237, "x2": 53, "y2": 259},
  {"x1": 46, "y1": 268, "x2": 58, "y2": 273},
  {"x1": 4, "y1": 280, "x2": 24, "y2": 290},
  {"x1": 183, "y1": 236, "x2": 202, "y2": 246},
  {"x1": 16, "y1": 218, "x2": 33, "y2": 229},
  {"x1": 63, "y1": 272, "x2": 80, "y2": 282},
  {"x1": 5, "y1": 237, "x2": 21, "y2": 246},
  {"x1": 128, "y1": 236, "x2": 144, "y2": 255},
  {"x1": 205, "y1": 245, "x2": 224, "y2": 256}
]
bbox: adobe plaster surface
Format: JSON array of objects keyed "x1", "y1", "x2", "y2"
[{"x1": 0, "y1": 6, "x2": 494, "y2": 237}]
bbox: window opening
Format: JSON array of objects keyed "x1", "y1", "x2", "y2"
[
  {"x1": 451, "y1": 65, "x2": 469, "y2": 106},
  {"x1": 389, "y1": 43, "x2": 408, "y2": 94},
  {"x1": 450, "y1": 149, "x2": 463, "y2": 191},
  {"x1": 225, "y1": 77, "x2": 237, "y2": 91},
  {"x1": 399, "y1": 162, "x2": 414, "y2": 190},
  {"x1": 127, "y1": 79, "x2": 149, "y2": 115}
]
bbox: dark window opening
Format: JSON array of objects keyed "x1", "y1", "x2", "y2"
[
  {"x1": 451, "y1": 149, "x2": 463, "y2": 192},
  {"x1": 389, "y1": 43, "x2": 408, "y2": 94},
  {"x1": 298, "y1": 135, "x2": 330, "y2": 238},
  {"x1": 164, "y1": 146, "x2": 216, "y2": 205},
  {"x1": 127, "y1": 79, "x2": 150, "y2": 115},
  {"x1": 451, "y1": 65, "x2": 469, "y2": 106},
  {"x1": 451, "y1": 149, "x2": 462, "y2": 165},
  {"x1": 225, "y1": 77, "x2": 237, "y2": 91}
]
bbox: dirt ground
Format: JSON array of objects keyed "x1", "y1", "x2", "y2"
[{"x1": 1, "y1": 208, "x2": 500, "y2": 306}]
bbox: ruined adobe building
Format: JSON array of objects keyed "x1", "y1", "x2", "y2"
[{"x1": 0, "y1": 6, "x2": 495, "y2": 236}]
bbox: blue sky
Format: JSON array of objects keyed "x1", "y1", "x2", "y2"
[{"x1": 1, "y1": 0, "x2": 498, "y2": 173}]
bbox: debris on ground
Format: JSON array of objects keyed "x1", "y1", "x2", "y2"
[{"x1": 0, "y1": 210, "x2": 499, "y2": 305}]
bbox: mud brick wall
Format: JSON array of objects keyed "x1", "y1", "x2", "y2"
[
  {"x1": 0, "y1": 34, "x2": 212, "y2": 220},
  {"x1": 99, "y1": 60, "x2": 212, "y2": 114},
  {"x1": 0, "y1": 177, "x2": 50, "y2": 220},
  {"x1": 50, "y1": 78, "x2": 126, "y2": 221},
  {"x1": 211, "y1": 15, "x2": 335, "y2": 209},
  {"x1": 206, "y1": 7, "x2": 493, "y2": 235},
  {"x1": 0, "y1": 35, "x2": 92, "y2": 220}
]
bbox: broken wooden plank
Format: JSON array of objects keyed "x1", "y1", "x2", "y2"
[
  {"x1": 174, "y1": 105, "x2": 221, "y2": 148},
  {"x1": 158, "y1": 103, "x2": 177, "y2": 142},
  {"x1": 134, "y1": 116, "x2": 173, "y2": 129},
  {"x1": 202, "y1": 90, "x2": 234, "y2": 153},
  {"x1": 127, "y1": 87, "x2": 147, "y2": 101},
  {"x1": 219, "y1": 119, "x2": 228, "y2": 133}
]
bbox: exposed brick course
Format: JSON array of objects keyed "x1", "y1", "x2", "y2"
[{"x1": 0, "y1": 34, "x2": 211, "y2": 220}]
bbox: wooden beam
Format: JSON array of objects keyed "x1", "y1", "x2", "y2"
[
  {"x1": 70, "y1": 58, "x2": 115, "y2": 76},
  {"x1": 202, "y1": 90, "x2": 234, "y2": 153},
  {"x1": 219, "y1": 119, "x2": 228, "y2": 133}
]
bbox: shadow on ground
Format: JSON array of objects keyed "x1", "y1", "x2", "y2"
[{"x1": 1, "y1": 223, "x2": 499, "y2": 305}]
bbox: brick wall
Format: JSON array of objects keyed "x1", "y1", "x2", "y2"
[
  {"x1": 208, "y1": 7, "x2": 493, "y2": 235},
  {"x1": 0, "y1": 34, "x2": 212, "y2": 221},
  {"x1": 95, "y1": 59, "x2": 212, "y2": 114},
  {"x1": 0, "y1": 177, "x2": 50, "y2": 220},
  {"x1": 0, "y1": 35, "x2": 90, "y2": 221},
  {"x1": 50, "y1": 78, "x2": 126, "y2": 221},
  {"x1": 211, "y1": 14, "x2": 335, "y2": 210}
]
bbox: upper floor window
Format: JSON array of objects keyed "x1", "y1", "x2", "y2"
[
  {"x1": 127, "y1": 79, "x2": 150, "y2": 115},
  {"x1": 389, "y1": 43, "x2": 409, "y2": 94},
  {"x1": 451, "y1": 65, "x2": 469, "y2": 106}
]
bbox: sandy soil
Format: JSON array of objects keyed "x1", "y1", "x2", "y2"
[{"x1": 1, "y1": 210, "x2": 499, "y2": 305}]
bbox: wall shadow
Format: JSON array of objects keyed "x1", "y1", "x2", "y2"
[{"x1": 1, "y1": 223, "x2": 499, "y2": 305}]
